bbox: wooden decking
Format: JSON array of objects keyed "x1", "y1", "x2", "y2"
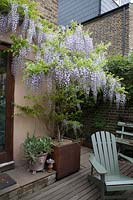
[
  {"x1": 22, "y1": 147, "x2": 133, "y2": 200},
  {"x1": 23, "y1": 169, "x2": 100, "y2": 200}
]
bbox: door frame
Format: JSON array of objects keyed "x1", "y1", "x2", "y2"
[{"x1": 0, "y1": 43, "x2": 14, "y2": 164}]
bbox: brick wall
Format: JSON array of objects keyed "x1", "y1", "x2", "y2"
[
  {"x1": 83, "y1": 4, "x2": 130, "y2": 55},
  {"x1": 129, "y1": 4, "x2": 133, "y2": 50},
  {"x1": 38, "y1": 0, "x2": 58, "y2": 24},
  {"x1": 83, "y1": 102, "x2": 133, "y2": 137}
]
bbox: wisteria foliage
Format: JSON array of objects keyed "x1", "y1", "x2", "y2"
[{"x1": 0, "y1": 2, "x2": 126, "y2": 108}]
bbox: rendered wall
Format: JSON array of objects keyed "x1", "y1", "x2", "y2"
[{"x1": 0, "y1": 0, "x2": 58, "y2": 166}]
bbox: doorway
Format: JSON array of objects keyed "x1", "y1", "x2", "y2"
[{"x1": 0, "y1": 44, "x2": 14, "y2": 165}]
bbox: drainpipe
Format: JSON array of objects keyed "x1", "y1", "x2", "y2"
[
  {"x1": 99, "y1": 0, "x2": 102, "y2": 15},
  {"x1": 122, "y1": 6, "x2": 126, "y2": 55}
]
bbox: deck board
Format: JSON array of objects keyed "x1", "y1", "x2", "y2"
[{"x1": 22, "y1": 147, "x2": 133, "y2": 200}]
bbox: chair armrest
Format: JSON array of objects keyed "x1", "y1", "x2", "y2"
[
  {"x1": 118, "y1": 153, "x2": 133, "y2": 163},
  {"x1": 89, "y1": 153, "x2": 107, "y2": 175}
]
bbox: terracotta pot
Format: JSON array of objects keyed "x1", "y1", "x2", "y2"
[{"x1": 29, "y1": 153, "x2": 48, "y2": 174}]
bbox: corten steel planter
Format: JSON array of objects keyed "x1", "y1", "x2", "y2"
[{"x1": 52, "y1": 142, "x2": 80, "y2": 180}]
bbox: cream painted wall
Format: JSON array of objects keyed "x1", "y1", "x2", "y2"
[
  {"x1": 14, "y1": 73, "x2": 54, "y2": 166},
  {"x1": 0, "y1": 34, "x2": 54, "y2": 166}
]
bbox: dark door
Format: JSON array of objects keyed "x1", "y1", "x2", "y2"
[{"x1": 0, "y1": 44, "x2": 14, "y2": 164}]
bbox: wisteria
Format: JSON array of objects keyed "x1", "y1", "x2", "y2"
[
  {"x1": 0, "y1": 15, "x2": 8, "y2": 33},
  {"x1": 108, "y1": 78, "x2": 116, "y2": 103},
  {"x1": 12, "y1": 55, "x2": 26, "y2": 75},
  {"x1": 27, "y1": 19, "x2": 36, "y2": 44},
  {"x1": 25, "y1": 73, "x2": 44, "y2": 92},
  {"x1": 43, "y1": 47, "x2": 54, "y2": 63},
  {"x1": 36, "y1": 23, "x2": 45, "y2": 46},
  {"x1": 11, "y1": 4, "x2": 19, "y2": 32},
  {"x1": 65, "y1": 26, "x2": 93, "y2": 55},
  {"x1": 21, "y1": 5, "x2": 29, "y2": 37},
  {"x1": 0, "y1": 1, "x2": 126, "y2": 109}
]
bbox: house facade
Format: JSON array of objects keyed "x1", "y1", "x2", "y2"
[
  {"x1": 0, "y1": 0, "x2": 58, "y2": 169},
  {"x1": 59, "y1": 1, "x2": 133, "y2": 55},
  {"x1": 83, "y1": 3, "x2": 133, "y2": 55},
  {"x1": 58, "y1": 0, "x2": 130, "y2": 26}
]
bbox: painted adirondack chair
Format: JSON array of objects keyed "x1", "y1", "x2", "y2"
[{"x1": 88, "y1": 131, "x2": 133, "y2": 200}]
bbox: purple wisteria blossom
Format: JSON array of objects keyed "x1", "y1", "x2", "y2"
[
  {"x1": 65, "y1": 26, "x2": 93, "y2": 55},
  {"x1": 27, "y1": 19, "x2": 36, "y2": 44},
  {"x1": 10, "y1": 4, "x2": 19, "y2": 32},
  {"x1": 36, "y1": 23, "x2": 46, "y2": 46},
  {"x1": 108, "y1": 78, "x2": 116, "y2": 103},
  {"x1": 21, "y1": 5, "x2": 29, "y2": 37},
  {"x1": 25, "y1": 73, "x2": 44, "y2": 91},
  {"x1": 0, "y1": 15, "x2": 8, "y2": 33}
]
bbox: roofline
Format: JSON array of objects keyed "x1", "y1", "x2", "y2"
[
  {"x1": 112, "y1": 0, "x2": 119, "y2": 7},
  {"x1": 82, "y1": 3, "x2": 129, "y2": 25}
]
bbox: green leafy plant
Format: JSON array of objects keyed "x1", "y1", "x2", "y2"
[
  {"x1": 93, "y1": 113, "x2": 107, "y2": 130},
  {"x1": 106, "y1": 54, "x2": 133, "y2": 100},
  {"x1": 23, "y1": 134, "x2": 53, "y2": 163},
  {"x1": 8, "y1": 35, "x2": 29, "y2": 56},
  {"x1": 50, "y1": 85, "x2": 84, "y2": 140}
]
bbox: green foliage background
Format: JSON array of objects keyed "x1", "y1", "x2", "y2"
[{"x1": 105, "y1": 53, "x2": 133, "y2": 101}]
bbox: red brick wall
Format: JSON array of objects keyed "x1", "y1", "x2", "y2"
[{"x1": 83, "y1": 102, "x2": 133, "y2": 135}]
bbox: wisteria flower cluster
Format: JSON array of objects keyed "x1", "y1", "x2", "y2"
[{"x1": 0, "y1": 3, "x2": 19, "y2": 33}]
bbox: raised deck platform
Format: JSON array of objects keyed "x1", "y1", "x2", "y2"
[{"x1": 0, "y1": 167, "x2": 56, "y2": 200}]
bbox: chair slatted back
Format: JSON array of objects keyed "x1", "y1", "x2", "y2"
[{"x1": 91, "y1": 131, "x2": 120, "y2": 175}]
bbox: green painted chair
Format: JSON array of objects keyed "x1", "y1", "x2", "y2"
[{"x1": 88, "y1": 131, "x2": 133, "y2": 199}]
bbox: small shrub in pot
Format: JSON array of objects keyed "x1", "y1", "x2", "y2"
[{"x1": 24, "y1": 134, "x2": 53, "y2": 174}]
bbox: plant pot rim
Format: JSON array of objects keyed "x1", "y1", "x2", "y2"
[
  {"x1": 36, "y1": 152, "x2": 48, "y2": 157},
  {"x1": 53, "y1": 139, "x2": 72, "y2": 146},
  {"x1": 53, "y1": 138, "x2": 80, "y2": 147}
]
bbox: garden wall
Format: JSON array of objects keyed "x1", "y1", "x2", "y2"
[
  {"x1": 83, "y1": 3, "x2": 131, "y2": 55},
  {"x1": 83, "y1": 102, "x2": 133, "y2": 138}
]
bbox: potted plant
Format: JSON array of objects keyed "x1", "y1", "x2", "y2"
[
  {"x1": 16, "y1": 88, "x2": 82, "y2": 179},
  {"x1": 50, "y1": 85, "x2": 82, "y2": 179},
  {"x1": 24, "y1": 134, "x2": 53, "y2": 174}
]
